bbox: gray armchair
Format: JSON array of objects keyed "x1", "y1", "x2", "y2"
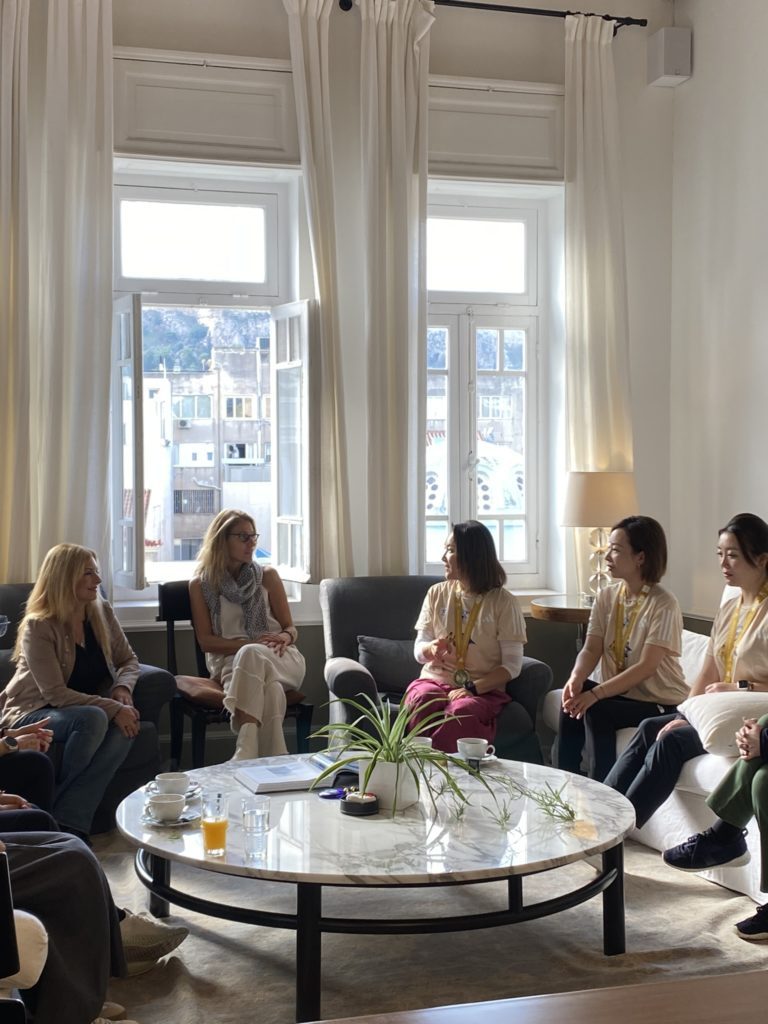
[
  {"x1": 0, "y1": 583, "x2": 176, "y2": 833},
  {"x1": 319, "y1": 576, "x2": 552, "y2": 763}
]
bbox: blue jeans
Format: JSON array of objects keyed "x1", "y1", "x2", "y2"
[{"x1": 14, "y1": 706, "x2": 134, "y2": 833}]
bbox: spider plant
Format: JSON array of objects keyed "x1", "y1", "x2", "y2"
[{"x1": 310, "y1": 694, "x2": 477, "y2": 813}]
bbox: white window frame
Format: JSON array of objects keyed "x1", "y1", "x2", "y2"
[
  {"x1": 422, "y1": 191, "x2": 552, "y2": 589},
  {"x1": 111, "y1": 164, "x2": 312, "y2": 601},
  {"x1": 114, "y1": 184, "x2": 284, "y2": 299}
]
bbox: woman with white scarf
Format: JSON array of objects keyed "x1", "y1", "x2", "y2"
[{"x1": 189, "y1": 509, "x2": 306, "y2": 760}]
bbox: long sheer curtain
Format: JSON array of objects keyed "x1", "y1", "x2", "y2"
[
  {"x1": 0, "y1": 0, "x2": 113, "y2": 582},
  {"x1": 360, "y1": 0, "x2": 434, "y2": 575},
  {"x1": 282, "y1": 0, "x2": 353, "y2": 578},
  {"x1": 564, "y1": 14, "x2": 633, "y2": 473},
  {"x1": 0, "y1": 0, "x2": 31, "y2": 581}
]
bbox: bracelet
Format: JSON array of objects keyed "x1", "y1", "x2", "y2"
[{"x1": 282, "y1": 626, "x2": 298, "y2": 644}]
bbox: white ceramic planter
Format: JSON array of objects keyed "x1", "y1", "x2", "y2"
[{"x1": 358, "y1": 758, "x2": 419, "y2": 811}]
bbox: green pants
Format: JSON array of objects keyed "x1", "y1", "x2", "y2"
[{"x1": 707, "y1": 713, "x2": 768, "y2": 893}]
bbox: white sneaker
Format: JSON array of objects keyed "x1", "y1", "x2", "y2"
[
  {"x1": 120, "y1": 910, "x2": 188, "y2": 964},
  {"x1": 100, "y1": 1003, "x2": 126, "y2": 1020}
]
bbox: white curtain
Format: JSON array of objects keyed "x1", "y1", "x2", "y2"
[
  {"x1": 282, "y1": 0, "x2": 353, "y2": 578},
  {"x1": 0, "y1": 0, "x2": 113, "y2": 583},
  {"x1": 360, "y1": 0, "x2": 434, "y2": 575},
  {"x1": 564, "y1": 14, "x2": 633, "y2": 473},
  {"x1": 0, "y1": 0, "x2": 31, "y2": 581}
]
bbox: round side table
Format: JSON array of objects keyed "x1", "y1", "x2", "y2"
[{"x1": 530, "y1": 595, "x2": 592, "y2": 649}]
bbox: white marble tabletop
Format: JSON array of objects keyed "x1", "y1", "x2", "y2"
[
  {"x1": 114, "y1": 753, "x2": 634, "y2": 888},
  {"x1": 116, "y1": 756, "x2": 634, "y2": 886}
]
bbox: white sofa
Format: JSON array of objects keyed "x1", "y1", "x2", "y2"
[{"x1": 542, "y1": 628, "x2": 764, "y2": 903}]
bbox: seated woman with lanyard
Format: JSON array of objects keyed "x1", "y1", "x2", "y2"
[
  {"x1": 607, "y1": 512, "x2": 768, "y2": 832},
  {"x1": 558, "y1": 515, "x2": 688, "y2": 781},
  {"x1": 404, "y1": 520, "x2": 526, "y2": 753}
]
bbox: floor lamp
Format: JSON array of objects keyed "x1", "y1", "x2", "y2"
[{"x1": 562, "y1": 471, "x2": 639, "y2": 602}]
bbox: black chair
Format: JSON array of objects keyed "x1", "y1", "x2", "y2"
[
  {"x1": 320, "y1": 575, "x2": 553, "y2": 763},
  {"x1": 157, "y1": 581, "x2": 313, "y2": 768}
]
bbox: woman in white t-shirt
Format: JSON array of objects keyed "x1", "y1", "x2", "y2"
[
  {"x1": 190, "y1": 509, "x2": 305, "y2": 761},
  {"x1": 559, "y1": 516, "x2": 687, "y2": 781},
  {"x1": 607, "y1": 512, "x2": 768, "y2": 826},
  {"x1": 404, "y1": 520, "x2": 527, "y2": 753}
]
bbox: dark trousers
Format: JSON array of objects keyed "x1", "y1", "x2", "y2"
[
  {"x1": 604, "y1": 713, "x2": 705, "y2": 827},
  {"x1": 0, "y1": 750, "x2": 55, "y2": 812},
  {"x1": 557, "y1": 679, "x2": 678, "y2": 782}
]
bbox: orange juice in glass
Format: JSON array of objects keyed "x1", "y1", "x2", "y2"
[{"x1": 202, "y1": 792, "x2": 229, "y2": 856}]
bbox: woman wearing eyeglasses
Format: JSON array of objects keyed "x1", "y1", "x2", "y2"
[{"x1": 190, "y1": 509, "x2": 305, "y2": 760}]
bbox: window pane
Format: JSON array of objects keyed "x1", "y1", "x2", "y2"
[
  {"x1": 475, "y1": 375, "x2": 525, "y2": 514},
  {"x1": 277, "y1": 366, "x2": 302, "y2": 518},
  {"x1": 476, "y1": 329, "x2": 499, "y2": 371},
  {"x1": 427, "y1": 327, "x2": 448, "y2": 370},
  {"x1": 480, "y1": 519, "x2": 526, "y2": 563},
  {"x1": 141, "y1": 306, "x2": 273, "y2": 583},
  {"x1": 427, "y1": 218, "x2": 525, "y2": 293},
  {"x1": 425, "y1": 519, "x2": 450, "y2": 563},
  {"x1": 120, "y1": 200, "x2": 266, "y2": 283},
  {"x1": 503, "y1": 329, "x2": 525, "y2": 371}
]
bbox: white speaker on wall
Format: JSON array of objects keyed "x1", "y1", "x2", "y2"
[{"x1": 647, "y1": 26, "x2": 692, "y2": 87}]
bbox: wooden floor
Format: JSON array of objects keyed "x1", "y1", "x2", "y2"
[{"x1": 314, "y1": 970, "x2": 768, "y2": 1024}]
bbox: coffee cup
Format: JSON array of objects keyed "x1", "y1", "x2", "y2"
[
  {"x1": 147, "y1": 793, "x2": 185, "y2": 821},
  {"x1": 456, "y1": 738, "x2": 495, "y2": 761},
  {"x1": 155, "y1": 772, "x2": 189, "y2": 794},
  {"x1": 410, "y1": 736, "x2": 433, "y2": 749}
]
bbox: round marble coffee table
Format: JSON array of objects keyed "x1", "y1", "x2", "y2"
[{"x1": 116, "y1": 756, "x2": 634, "y2": 1022}]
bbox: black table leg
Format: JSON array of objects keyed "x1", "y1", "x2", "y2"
[
  {"x1": 295, "y1": 882, "x2": 322, "y2": 1023},
  {"x1": 601, "y1": 842, "x2": 625, "y2": 955},
  {"x1": 508, "y1": 874, "x2": 523, "y2": 913},
  {"x1": 148, "y1": 854, "x2": 170, "y2": 918}
]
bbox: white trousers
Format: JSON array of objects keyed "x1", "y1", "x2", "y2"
[{"x1": 220, "y1": 643, "x2": 306, "y2": 757}]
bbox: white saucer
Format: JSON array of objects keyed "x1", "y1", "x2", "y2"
[
  {"x1": 145, "y1": 781, "x2": 202, "y2": 799},
  {"x1": 141, "y1": 807, "x2": 202, "y2": 828}
]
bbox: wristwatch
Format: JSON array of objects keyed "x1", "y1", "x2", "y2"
[
  {"x1": 737, "y1": 679, "x2": 754, "y2": 691},
  {"x1": 463, "y1": 680, "x2": 478, "y2": 695},
  {"x1": 0, "y1": 736, "x2": 19, "y2": 754}
]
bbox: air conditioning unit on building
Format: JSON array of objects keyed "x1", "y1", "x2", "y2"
[{"x1": 178, "y1": 419, "x2": 191, "y2": 429}]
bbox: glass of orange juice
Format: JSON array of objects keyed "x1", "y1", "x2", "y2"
[{"x1": 201, "y1": 791, "x2": 229, "y2": 856}]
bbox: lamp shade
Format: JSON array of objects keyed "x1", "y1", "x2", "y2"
[{"x1": 561, "y1": 472, "x2": 639, "y2": 528}]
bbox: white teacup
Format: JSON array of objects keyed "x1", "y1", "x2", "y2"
[
  {"x1": 147, "y1": 793, "x2": 185, "y2": 821},
  {"x1": 456, "y1": 737, "x2": 495, "y2": 761},
  {"x1": 155, "y1": 772, "x2": 189, "y2": 795},
  {"x1": 410, "y1": 736, "x2": 433, "y2": 749}
]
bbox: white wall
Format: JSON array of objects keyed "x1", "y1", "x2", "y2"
[
  {"x1": 668, "y1": 0, "x2": 768, "y2": 614},
  {"x1": 112, "y1": 0, "x2": 677, "y2": 585}
]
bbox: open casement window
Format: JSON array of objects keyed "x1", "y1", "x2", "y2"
[
  {"x1": 270, "y1": 300, "x2": 316, "y2": 583},
  {"x1": 112, "y1": 294, "x2": 145, "y2": 590}
]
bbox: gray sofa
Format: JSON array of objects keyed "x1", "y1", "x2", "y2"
[
  {"x1": 0, "y1": 583, "x2": 176, "y2": 833},
  {"x1": 319, "y1": 575, "x2": 553, "y2": 763}
]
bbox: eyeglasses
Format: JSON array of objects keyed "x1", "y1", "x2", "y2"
[{"x1": 229, "y1": 532, "x2": 259, "y2": 544}]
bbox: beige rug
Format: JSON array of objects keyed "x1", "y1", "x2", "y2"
[{"x1": 95, "y1": 833, "x2": 767, "y2": 1024}]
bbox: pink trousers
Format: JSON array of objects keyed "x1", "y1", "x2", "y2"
[{"x1": 403, "y1": 678, "x2": 511, "y2": 753}]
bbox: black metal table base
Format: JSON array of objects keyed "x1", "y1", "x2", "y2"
[{"x1": 135, "y1": 843, "x2": 625, "y2": 1022}]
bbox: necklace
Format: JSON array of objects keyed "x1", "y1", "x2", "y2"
[
  {"x1": 721, "y1": 580, "x2": 768, "y2": 684},
  {"x1": 612, "y1": 583, "x2": 651, "y2": 671}
]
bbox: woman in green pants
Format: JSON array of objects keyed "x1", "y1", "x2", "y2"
[{"x1": 662, "y1": 713, "x2": 768, "y2": 941}]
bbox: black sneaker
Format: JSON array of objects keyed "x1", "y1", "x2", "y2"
[
  {"x1": 662, "y1": 826, "x2": 750, "y2": 872},
  {"x1": 735, "y1": 903, "x2": 768, "y2": 942}
]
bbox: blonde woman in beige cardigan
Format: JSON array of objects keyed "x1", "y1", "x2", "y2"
[{"x1": 0, "y1": 544, "x2": 140, "y2": 839}]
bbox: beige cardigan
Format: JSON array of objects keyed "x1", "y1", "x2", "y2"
[{"x1": 0, "y1": 602, "x2": 140, "y2": 727}]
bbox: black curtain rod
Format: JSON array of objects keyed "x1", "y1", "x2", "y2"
[{"x1": 337, "y1": 1, "x2": 647, "y2": 32}]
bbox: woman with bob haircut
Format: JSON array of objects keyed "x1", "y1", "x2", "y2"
[
  {"x1": 0, "y1": 544, "x2": 141, "y2": 839},
  {"x1": 189, "y1": 508, "x2": 305, "y2": 760},
  {"x1": 607, "y1": 512, "x2": 768, "y2": 832},
  {"x1": 558, "y1": 515, "x2": 688, "y2": 781},
  {"x1": 404, "y1": 520, "x2": 527, "y2": 752}
]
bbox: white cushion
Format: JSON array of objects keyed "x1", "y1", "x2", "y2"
[
  {"x1": 679, "y1": 630, "x2": 710, "y2": 686},
  {"x1": 677, "y1": 692, "x2": 768, "y2": 756},
  {"x1": 0, "y1": 910, "x2": 48, "y2": 991}
]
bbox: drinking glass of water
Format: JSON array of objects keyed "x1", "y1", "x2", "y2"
[{"x1": 241, "y1": 795, "x2": 270, "y2": 860}]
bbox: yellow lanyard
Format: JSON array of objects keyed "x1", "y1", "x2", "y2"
[
  {"x1": 452, "y1": 588, "x2": 484, "y2": 670},
  {"x1": 613, "y1": 583, "x2": 650, "y2": 671},
  {"x1": 721, "y1": 581, "x2": 768, "y2": 684}
]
